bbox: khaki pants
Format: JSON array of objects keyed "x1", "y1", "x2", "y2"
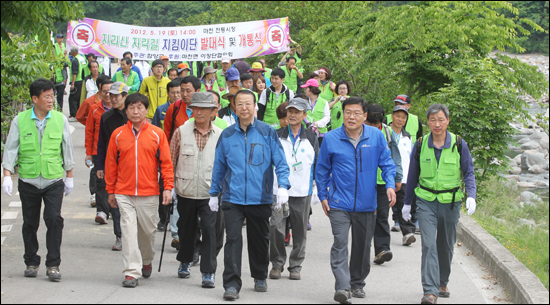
[{"x1": 116, "y1": 194, "x2": 159, "y2": 279}]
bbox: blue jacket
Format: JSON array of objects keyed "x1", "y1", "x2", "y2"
[
  {"x1": 316, "y1": 125, "x2": 396, "y2": 212},
  {"x1": 210, "y1": 118, "x2": 291, "y2": 205}
]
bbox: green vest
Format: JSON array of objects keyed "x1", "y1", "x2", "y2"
[
  {"x1": 376, "y1": 124, "x2": 393, "y2": 185},
  {"x1": 70, "y1": 54, "x2": 87, "y2": 82},
  {"x1": 414, "y1": 132, "x2": 464, "y2": 204},
  {"x1": 54, "y1": 43, "x2": 65, "y2": 83},
  {"x1": 113, "y1": 70, "x2": 138, "y2": 94},
  {"x1": 264, "y1": 88, "x2": 291, "y2": 126},
  {"x1": 17, "y1": 109, "x2": 64, "y2": 179},
  {"x1": 200, "y1": 80, "x2": 220, "y2": 93},
  {"x1": 281, "y1": 66, "x2": 298, "y2": 93},
  {"x1": 82, "y1": 63, "x2": 104, "y2": 79},
  {"x1": 189, "y1": 117, "x2": 228, "y2": 130},
  {"x1": 329, "y1": 96, "x2": 346, "y2": 130},
  {"x1": 386, "y1": 112, "x2": 420, "y2": 144},
  {"x1": 306, "y1": 97, "x2": 329, "y2": 134},
  {"x1": 264, "y1": 68, "x2": 272, "y2": 82},
  {"x1": 216, "y1": 69, "x2": 227, "y2": 89},
  {"x1": 319, "y1": 81, "x2": 335, "y2": 103}
]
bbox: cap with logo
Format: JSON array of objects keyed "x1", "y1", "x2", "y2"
[
  {"x1": 189, "y1": 92, "x2": 216, "y2": 108},
  {"x1": 224, "y1": 67, "x2": 240, "y2": 81},
  {"x1": 286, "y1": 98, "x2": 311, "y2": 111},
  {"x1": 392, "y1": 105, "x2": 409, "y2": 115},
  {"x1": 177, "y1": 63, "x2": 190, "y2": 73},
  {"x1": 393, "y1": 94, "x2": 411, "y2": 104},
  {"x1": 160, "y1": 55, "x2": 169, "y2": 60},
  {"x1": 221, "y1": 56, "x2": 231, "y2": 64},
  {"x1": 108, "y1": 82, "x2": 129, "y2": 94}
]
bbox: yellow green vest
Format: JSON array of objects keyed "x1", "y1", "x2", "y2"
[
  {"x1": 330, "y1": 96, "x2": 346, "y2": 130},
  {"x1": 386, "y1": 112, "x2": 420, "y2": 144},
  {"x1": 414, "y1": 132, "x2": 464, "y2": 203},
  {"x1": 264, "y1": 88, "x2": 291, "y2": 126},
  {"x1": 70, "y1": 54, "x2": 87, "y2": 82},
  {"x1": 113, "y1": 70, "x2": 138, "y2": 94},
  {"x1": 17, "y1": 109, "x2": 64, "y2": 179},
  {"x1": 264, "y1": 68, "x2": 272, "y2": 82},
  {"x1": 319, "y1": 81, "x2": 336, "y2": 103},
  {"x1": 82, "y1": 63, "x2": 104, "y2": 79},
  {"x1": 216, "y1": 69, "x2": 227, "y2": 90},
  {"x1": 306, "y1": 97, "x2": 329, "y2": 134},
  {"x1": 54, "y1": 43, "x2": 66, "y2": 83},
  {"x1": 200, "y1": 80, "x2": 220, "y2": 93},
  {"x1": 281, "y1": 66, "x2": 298, "y2": 93}
]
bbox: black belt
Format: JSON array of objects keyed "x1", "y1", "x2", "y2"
[{"x1": 419, "y1": 184, "x2": 460, "y2": 209}]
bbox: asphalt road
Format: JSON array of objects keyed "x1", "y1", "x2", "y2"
[{"x1": 0, "y1": 92, "x2": 511, "y2": 304}]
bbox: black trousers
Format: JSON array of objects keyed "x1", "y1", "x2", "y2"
[
  {"x1": 68, "y1": 81, "x2": 82, "y2": 117},
  {"x1": 19, "y1": 179, "x2": 64, "y2": 267},
  {"x1": 55, "y1": 83, "x2": 65, "y2": 111},
  {"x1": 176, "y1": 196, "x2": 217, "y2": 274},
  {"x1": 374, "y1": 184, "x2": 391, "y2": 255},
  {"x1": 93, "y1": 156, "x2": 121, "y2": 238},
  {"x1": 394, "y1": 184, "x2": 416, "y2": 236},
  {"x1": 222, "y1": 201, "x2": 271, "y2": 292}
]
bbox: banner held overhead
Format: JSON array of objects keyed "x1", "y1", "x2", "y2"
[{"x1": 66, "y1": 17, "x2": 290, "y2": 61}]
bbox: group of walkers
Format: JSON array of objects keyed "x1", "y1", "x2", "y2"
[{"x1": 1, "y1": 36, "x2": 478, "y2": 305}]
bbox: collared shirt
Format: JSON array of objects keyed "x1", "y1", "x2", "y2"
[
  {"x1": 2, "y1": 107, "x2": 75, "y2": 189},
  {"x1": 169, "y1": 121, "x2": 214, "y2": 173},
  {"x1": 122, "y1": 71, "x2": 130, "y2": 83},
  {"x1": 344, "y1": 127, "x2": 364, "y2": 148},
  {"x1": 289, "y1": 125, "x2": 301, "y2": 146}
]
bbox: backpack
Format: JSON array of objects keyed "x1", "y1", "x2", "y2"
[
  {"x1": 266, "y1": 86, "x2": 290, "y2": 107},
  {"x1": 414, "y1": 133, "x2": 462, "y2": 162}
]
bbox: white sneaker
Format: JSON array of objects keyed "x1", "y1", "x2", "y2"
[
  {"x1": 403, "y1": 233, "x2": 416, "y2": 246},
  {"x1": 95, "y1": 211, "x2": 108, "y2": 224},
  {"x1": 90, "y1": 195, "x2": 96, "y2": 207}
]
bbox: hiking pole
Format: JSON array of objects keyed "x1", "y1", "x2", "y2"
[{"x1": 158, "y1": 198, "x2": 173, "y2": 272}]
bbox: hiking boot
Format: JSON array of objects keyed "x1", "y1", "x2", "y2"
[
  {"x1": 122, "y1": 275, "x2": 139, "y2": 287},
  {"x1": 171, "y1": 238, "x2": 180, "y2": 250},
  {"x1": 420, "y1": 294, "x2": 438, "y2": 304},
  {"x1": 24, "y1": 265, "x2": 39, "y2": 277},
  {"x1": 223, "y1": 287, "x2": 239, "y2": 300},
  {"x1": 391, "y1": 222, "x2": 400, "y2": 232},
  {"x1": 289, "y1": 271, "x2": 300, "y2": 280},
  {"x1": 373, "y1": 250, "x2": 393, "y2": 265},
  {"x1": 46, "y1": 266, "x2": 61, "y2": 282},
  {"x1": 95, "y1": 211, "x2": 107, "y2": 224},
  {"x1": 202, "y1": 273, "x2": 215, "y2": 288},
  {"x1": 284, "y1": 232, "x2": 291, "y2": 246},
  {"x1": 178, "y1": 262, "x2": 191, "y2": 278},
  {"x1": 254, "y1": 279, "x2": 268, "y2": 292},
  {"x1": 403, "y1": 233, "x2": 416, "y2": 246},
  {"x1": 90, "y1": 195, "x2": 96, "y2": 208},
  {"x1": 269, "y1": 267, "x2": 281, "y2": 279},
  {"x1": 112, "y1": 237, "x2": 122, "y2": 251},
  {"x1": 142, "y1": 263, "x2": 152, "y2": 278},
  {"x1": 439, "y1": 286, "x2": 450, "y2": 298},
  {"x1": 351, "y1": 288, "x2": 365, "y2": 298},
  {"x1": 334, "y1": 290, "x2": 352, "y2": 304}
]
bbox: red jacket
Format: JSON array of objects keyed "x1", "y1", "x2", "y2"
[
  {"x1": 85, "y1": 101, "x2": 109, "y2": 156},
  {"x1": 163, "y1": 100, "x2": 192, "y2": 142},
  {"x1": 105, "y1": 120, "x2": 174, "y2": 196},
  {"x1": 77, "y1": 94, "x2": 100, "y2": 125}
]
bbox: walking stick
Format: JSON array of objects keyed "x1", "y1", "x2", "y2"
[{"x1": 158, "y1": 199, "x2": 174, "y2": 272}]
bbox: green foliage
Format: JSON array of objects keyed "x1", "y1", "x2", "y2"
[{"x1": 500, "y1": 1, "x2": 549, "y2": 55}]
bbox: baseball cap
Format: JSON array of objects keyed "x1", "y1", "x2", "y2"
[
  {"x1": 392, "y1": 105, "x2": 409, "y2": 115},
  {"x1": 286, "y1": 98, "x2": 311, "y2": 111},
  {"x1": 177, "y1": 63, "x2": 190, "y2": 73},
  {"x1": 222, "y1": 86, "x2": 242, "y2": 100},
  {"x1": 393, "y1": 94, "x2": 411, "y2": 104},
  {"x1": 189, "y1": 92, "x2": 216, "y2": 108},
  {"x1": 56, "y1": 34, "x2": 64, "y2": 38},
  {"x1": 300, "y1": 78, "x2": 320, "y2": 88},
  {"x1": 248, "y1": 62, "x2": 266, "y2": 73},
  {"x1": 160, "y1": 55, "x2": 169, "y2": 60},
  {"x1": 221, "y1": 56, "x2": 230, "y2": 63},
  {"x1": 109, "y1": 82, "x2": 129, "y2": 94},
  {"x1": 367, "y1": 104, "x2": 385, "y2": 119},
  {"x1": 224, "y1": 67, "x2": 240, "y2": 81}
]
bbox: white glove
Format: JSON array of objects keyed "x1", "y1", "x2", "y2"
[
  {"x1": 276, "y1": 187, "x2": 289, "y2": 211},
  {"x1": 311, "y1": 185, "x2": 320, "y2": 205},
  {"x1": 64, "y1": 177, "x2": 74, "y2": 196},
  {"x1": 209, "y1": 196, "x2": 219, "y2": 212},
  {"x1": 466, "y1": 197, "x2": 476, "y2": 215},
  {"x1": 2, "y1": 177, "x2": 13, "y2": 196},
  {"x1": 171, "y1": 188, "x2": 177, "y2": 202},
  {"x1": 402, "y1": 204, "x2": 412, "y2": 222}
]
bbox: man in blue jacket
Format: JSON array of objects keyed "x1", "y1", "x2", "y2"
[
  {"x1": 209, "y1": 90, "x2": 291, "y2": 301},
  {"x1": 316, "y1": 97, "x2": 397, "y2": 304}
]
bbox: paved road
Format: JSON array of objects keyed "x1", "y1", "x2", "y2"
[{"x1": 1, "y1": 96, "x2": 511, "y2": 304}]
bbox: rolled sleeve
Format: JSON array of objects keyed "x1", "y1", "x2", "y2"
[{"x1": 62, "y1": 115, "x2": 75, "y2": 171}]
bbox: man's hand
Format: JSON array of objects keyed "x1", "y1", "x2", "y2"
[
  {"x1": 395, "y1": 182, "x2": 402, "y2": 192},
  {"x1": 97, "y1": 170, "x2": 104, "y2": 179},
  {"x1": 85, "y1": 155, "x2": 92, "y2": 167},
  {"x1": 2, "y1": 177, "x2": 13, "y2": 196},
  {"x1": 321, "y1": 199, "x2": 330, "y2": 217},
  {"x1": 108, "y1": 194, "x2": 118, "y2": 209},
  {"x1": 162, "y1": 190, "x2": 171, "y2": 205},
  {"x1": 402, "y1": 204, "x2": 412, "y2": 222},
  {"x1": 70, "y1": 84, "x2": 74, "y2": 91},
  {"x1": 387, "y1": 188, "x2": 396, "y2": 207}
]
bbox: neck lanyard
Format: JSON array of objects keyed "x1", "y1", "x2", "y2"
[
  {"x1": 289, "y1": 126, "x2": 301, "y2": 161},
  {"x1": 392, "y1": 129, "x2": 401, "y2": 146}
]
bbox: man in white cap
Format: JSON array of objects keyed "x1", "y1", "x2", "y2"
[{"x1": 216, "y1": 56, "x2": 232, "y2": 92}]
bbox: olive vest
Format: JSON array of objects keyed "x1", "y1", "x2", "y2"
[
  {"x1": 386, "y1": 112, "x2": 420, "y2": 144},
  {"x1": 17, "y1": 109, "x2": 64, "y2": 179}
]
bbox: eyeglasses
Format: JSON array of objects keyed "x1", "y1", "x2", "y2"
[
  {"x1": 41, "y1": 94, "x2": 56, "y2": 101},
  {"x1": 344, "y1": 111, "x2": 364, "y2": 117},
  {"x1": 101, "y1": 90, "x2": 110, "y2": 95}
]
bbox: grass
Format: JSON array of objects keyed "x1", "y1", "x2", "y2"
[{"x1": 468, "y1": 175, "x2": 549, "y2": 290}]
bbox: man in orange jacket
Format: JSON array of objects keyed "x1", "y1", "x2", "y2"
[
  {"x1": 105, "y1": 93, "x2": 174, "y2": 288},
  {"x1": 76, "y1": 75, "x2": 111, "y2": 126}
]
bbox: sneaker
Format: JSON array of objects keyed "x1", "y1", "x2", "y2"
[
  {"x1": 403, "y1": 233, "x2": 416, "y2": 246},
  {"x1": 334, "y1": 290, "x2": 352, "y2": 304},
  {"x1": 171, "y1": 238, "x2": 180, "y2": 250},
  {"x1": 351, "y1": 288, "x2": 365, "y2": 298},
  {"x1": 192, "y1": 252, "x2": 200, "y2": 266},
  {"x1": 90, "y1": 195, "x2": 96, "y2": 207},
  {"x1": 68, "y1": 117, "x2": 77, "y2": 122},
  {"x1": 157, "y1": 221, "x2": 166, "y2": 232},
  {"x1": 24, "y1": 265, "x2": 39, "y2": 277},
  {"x1": 391, "y1": 222, "x2": 400, "y2": 232},
  {"x1": 142, "y1": 263, "x2": 152, "y2": 278},
  {"x1": 373, "y1": 250, "x2": 393, "y2": 265},
  {"x1": 289, "y1": 271, "x2": 300, "y2": 280},
  {"x1": 201, "y1": 273, "x2": 215, "y2": 288},
  {"x1": 178, "y1": 262, "x2": 191, "y2": 278},
  {"x1": 254, "y1": 279, "x2": 268, "y2": 292},
  {"x1": 439, "y1": 286, "x2": 450, "y2": 298},
  {"x1": 269, "y1": 268, "x2": 281, "y2": 279},
  {"x1": 420, "y1": 294, "x2": 438, "y2": 304},
  {"x1": 284, "y1": 232, "x2": 291, "y2": 246},
  {"x1": 46, "y1": 266, "x2": 61, "y2": 282},
  {"x1": 223, "y1": 287, "x2": 239, "y2": 300},
  {"x1": 122, "y1": 275, "x2": 139, "y2": 287},
  {"x1": 95, "y1": 211, "x2": 107, "y2": 224},
  {"x1": 112, "y1": 237, "x2": 122, "y2": 251},
  {"x1": 415, "y1": 221, "x2": 421, "y2": 234},
  {"x1": 307, "y1": 220, "x2": 312, "y2": 231}
]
